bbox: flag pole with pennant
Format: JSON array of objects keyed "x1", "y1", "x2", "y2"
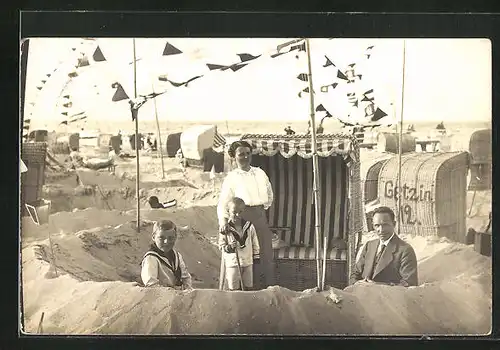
[
  {"x1": 133, "y1": 39, "x2": 141, "y2": 232},
  {"x1": 397, "y1": 40, "x2": 407, "y2": 236},
  {"x1": 305, "y1": 38, "x2": 324, "y2": 292}
]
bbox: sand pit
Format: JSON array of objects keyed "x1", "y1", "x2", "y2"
[{"x1": 21, "y1": 208, "x2": 491, "y2": 335}]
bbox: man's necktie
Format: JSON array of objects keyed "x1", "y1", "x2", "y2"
[
  {"x1": 371, "y1": 244, "x2": 386, "y2": 279},
  {"x1": 375, "y1": 244, "x2": 386, "y2": 265}
]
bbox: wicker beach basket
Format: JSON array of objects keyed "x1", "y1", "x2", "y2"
[
  {"x1": 240, "y1": 133, "x2": 362, "y2": 291},
  {"x1": 166, "y1": 132, "x2": 182, "y2": 157},
  {"x1": 377, "y1": 132, "x2": 416, "y2": 154},
  {"x1": 363, "y1": 158, "x2": 391, "y2": 231},
  {"x1": 377, "y1": 152, "x2": 469, "y2": 242},
  {"x1": 20, "y1": 142, "x2": 48, "y2": 214},
  {"x1": 469, "y1": 129, "x2": 491, "y2": 165}
]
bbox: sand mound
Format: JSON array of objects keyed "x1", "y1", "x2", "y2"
[
  {"x1": 22, "y1": 210, "x2": 221, "y2": 285},
  {"x1": 22, "y1": 219, "x2": 491, "y2": 335}
]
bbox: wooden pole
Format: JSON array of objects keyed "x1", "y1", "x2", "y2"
[
  {"x1": 133, "y1": 38, "x2": 140, "y2": 232},
  {"x1": 151, "y1": 84, "x2": 166, "y2": 179},
  {"x1": 305, "y1": 39, "x2": 323, "y2": 291},
  {"x1": 397, "y1": 40, "x2": 407, "y2": 236}
]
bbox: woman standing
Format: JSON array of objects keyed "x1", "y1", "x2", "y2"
[{"x1": 217, "y1": 140, "x2": 275, "y2": 288}]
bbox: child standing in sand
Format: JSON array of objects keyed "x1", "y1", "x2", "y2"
[
  {"x1": 141, "y1": 220, "x2": 193, "y2": 290},
  {"x1": 219, "y1": 197, "x2": 260, "y2": 291}
]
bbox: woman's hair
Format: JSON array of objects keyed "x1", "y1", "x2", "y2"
[{"x1": 228, "y1": 140, "x2": 253, "y2": 158}]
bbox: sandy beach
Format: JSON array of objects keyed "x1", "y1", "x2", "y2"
[{"x1": 20, "y1": 120, "x2": 492, "y2": 335}]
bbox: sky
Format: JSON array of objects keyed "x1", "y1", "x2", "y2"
[{"x1": 23, "y1": 38, "x2": 491, "y2": 130}]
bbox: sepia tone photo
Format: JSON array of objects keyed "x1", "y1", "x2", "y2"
[{"x1": 19, "y1": 37, "x2": 492, "y2": 335}]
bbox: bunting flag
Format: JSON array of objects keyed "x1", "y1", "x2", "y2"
[
  {"x1": 293, "y1": 43, "x2": 392, "y2": 129},
  {"x1": 213, "y1": 132, "x2": 226, "y2": 147},
  {"x1": 237, "y1": 53, "x2": 261, "y2": 62},
  {"x1": 111, "y1": 82, "x2": 130, "y2": 102},
  {"x1": 297, "y1": 73, "x2": 308, "y2": 82},
  {"x1": 162, "y1": 42, "x2": 183, "y2": 56},
  {"x1": 93, "y1": 46, "x2": 107, "y2": 62},
  {"x1": 137, "y1": 38, "x2": 307, "y2": 91}
]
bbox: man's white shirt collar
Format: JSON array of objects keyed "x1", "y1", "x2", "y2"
[{"x1": 380, "y1": 232, "x2": 395, "y2": 246}]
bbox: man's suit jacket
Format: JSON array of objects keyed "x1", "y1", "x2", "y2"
[{"x1": 350, "y1": 234, "x2": 418, "y2": 287}]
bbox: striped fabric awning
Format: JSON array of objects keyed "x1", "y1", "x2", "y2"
[{"x1": 241, "y1": 133, "x2": 358, "y2": 164}]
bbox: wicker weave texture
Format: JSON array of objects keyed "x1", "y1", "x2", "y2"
[
  {"x1": 377, "y1": 152, "x2": 469, "y2": 242},
  {"x1": 252, "y1": 259, "x2": 347, "y2": 291},
  {"x1": 21, "y1": 142, "x2": 48, "y2": 164}
]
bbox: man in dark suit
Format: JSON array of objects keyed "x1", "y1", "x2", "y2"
[{"x1": 350, "y1": 206, "x2": 418, "y2": 287}]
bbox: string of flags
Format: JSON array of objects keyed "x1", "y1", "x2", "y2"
[
  {"x1": 92, "y1": 38, "x2": 309, "y2": 122},
  {"x1": 23, "y1": 39, "x2": 95, "y2": 140},
  {"x1": 26, "y1": 38, "x2": 393, "y2": 136},
  {"x1": 295, "y1": 44, "x2": 390, "y2": 129}
]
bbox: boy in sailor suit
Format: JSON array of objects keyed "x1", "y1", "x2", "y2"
[
  {"x1": 141, "y1": 220, "x2": 192, "y2": 290},
  {"x1": 219, "y1": 197, "x2": 260, "y2": 291}
]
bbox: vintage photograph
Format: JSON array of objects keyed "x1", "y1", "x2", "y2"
[{"x1": 19, "y1": 37, "x2": 492, "y2": 335}]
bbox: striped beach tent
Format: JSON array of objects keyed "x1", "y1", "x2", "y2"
[{"x1": 241, "y1": 133, "x2": 363, "y2": 289}]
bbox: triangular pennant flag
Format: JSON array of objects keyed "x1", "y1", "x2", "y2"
[
  {"x1": 93, "y1": 46, "x2": 106, "y2": 62},
  {"x1": 23, "y1": 125, "x2": 30, "y2": 130},
  {"x1": 271, "y1": 52, "x2": 285, "y2": 58},
  {"x1": 36, "y1": 86, "x2": 42, "y2": 90},
  {"x1": 237, "y1": 53, "x2": 261, "y2": 62},
  {"x1": 332, "y1": 82, "x2": 338, "y2": 89},
  {"x1": 63, "y1": 102, "x2": 72, "y2": 108},
  {"x1": 162, "y1": 42, "x2": 182, "y2": 56},
  {"x1": 230, "y1": 63, "x2": 248, "y2": 72},
  {"x1": 71, "y1": 47, "x2": 76, "y2": 51},
  {"x1": 348, "y1": 63, "x2": 356, "y2": 68},
  {"x1": 357, "y1": 74, "x2": 362, "y2": 80},
  {"x1": 68, "y1": 71, "x2": 78, "y2": 78},
  {"x1": 206, "y1": 63, "x2": 228, "y2": 71},
  {"x1": 353, "y1": 100, "x2": 359, "y2": 107},
  {"x1": 24, "y1": 118, "x2": 31, "y2": 123},
  {"x1": 297, "y1": 73, "x2": 308, "y2": 82},
  {"x1": 41, "y1": 80, "x2": 47, "y2": 84},
  {"x1": 276, "y1": 39, "x2": 303, "y2": 52},
  {"x1": 371, "y1": 108, "x2": 388, "y2": 121},
  {"x1": 61, "y1": 112, "x2": 68, "y2": 116},
  {"x1": 46, "y1": 73, "x2": 51, "y2": 77},
  {"x1": 361, "y1": 89, "x2": 375, "y2": 102},
  {"x1": 59, "y1": 120, "x2": 68, "y2": 125},
  {"x1": 112, "y1": 84, "x2": 130, "y2": 102},
  {"x1": 323, "y1": 56, "x2": 335, "y2": 67},
  {"x1": 337, "y1": 70, "x2": 348, "y2": 80},
  {"x1": 290, "y1": 42, "x2": 306, "y2": 52},
  {"x1": 63, "y1": 95, "x2": 70, "y2": 99},
  {"x1": 316, "y1": 104, "x2": 326, "y2": 112}
]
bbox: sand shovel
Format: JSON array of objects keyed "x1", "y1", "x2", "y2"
[{"x1": 229, "y1": 233, "x2": 245, "y2": 291}]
